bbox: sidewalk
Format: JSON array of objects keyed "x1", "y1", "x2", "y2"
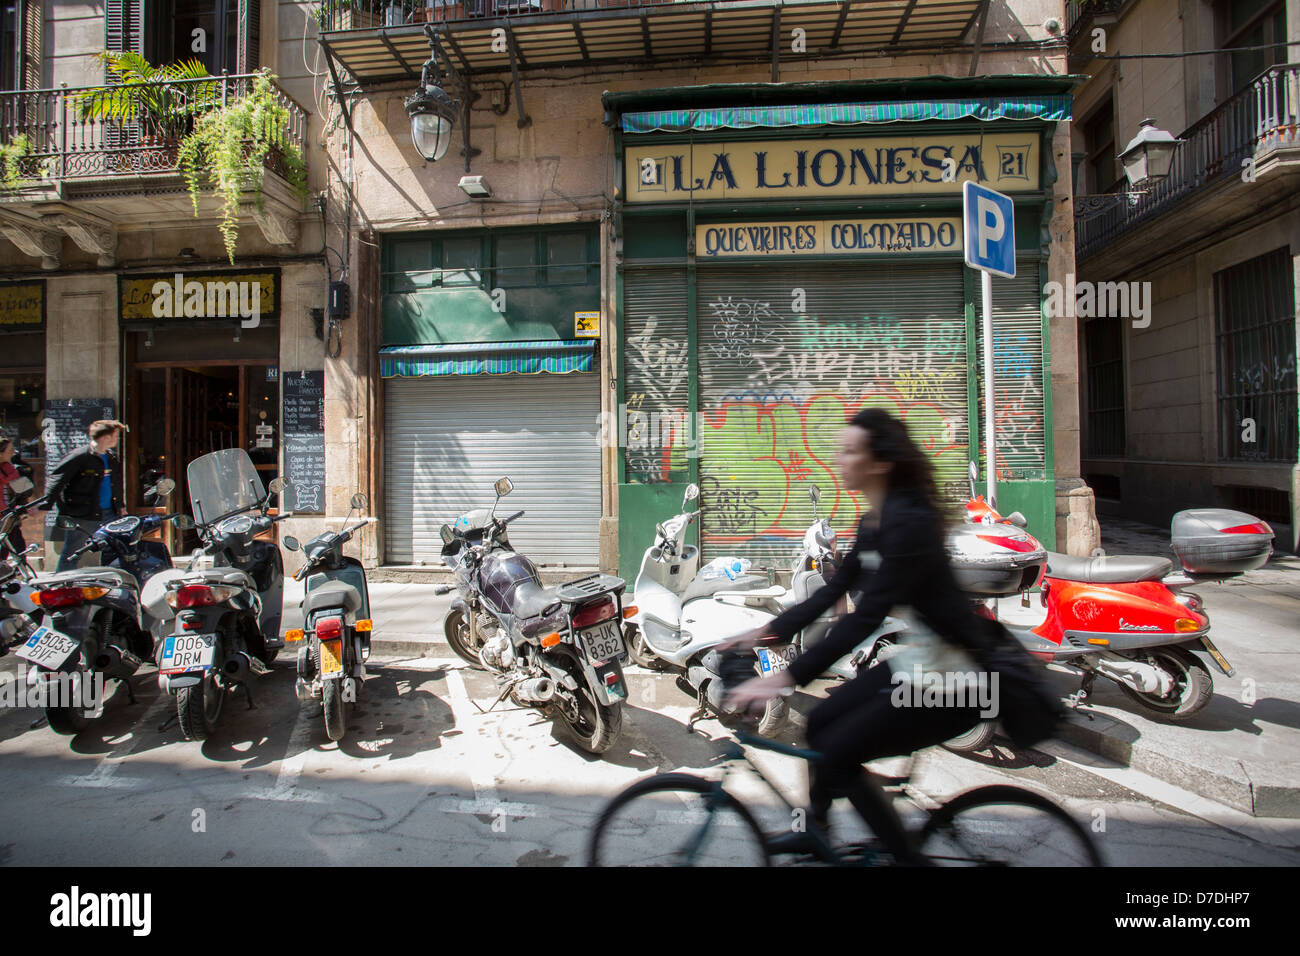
[{"x1": 285, "y1": 520, "x2": 1300, "y2": 817}]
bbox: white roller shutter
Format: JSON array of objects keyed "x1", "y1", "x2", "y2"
[{"x1": 384, "y1": 373, "x2": 602, "y2": 566}]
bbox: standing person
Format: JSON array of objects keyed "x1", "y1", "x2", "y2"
[
  {"x1": 724, "y1": 407, "x2": 1048, "y2": 864},
  {"x1": 42, "y1": 420, "x2": 129, "y2": 572},
  {"x1": 0, "y1": 439, "x2": 26, "y2": 558}
]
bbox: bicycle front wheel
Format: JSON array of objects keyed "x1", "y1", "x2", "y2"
[
  {"x1": 917, "y1": 785, "x2": 1103, "y2": 867},
  {"x1": 588, "y1": 773, "x2": 772, "y2": 867}
]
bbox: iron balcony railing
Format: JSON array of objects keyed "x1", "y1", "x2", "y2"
[
  {"x1": 1065, "y1": 0, "x2": 1124, "y2": 43},
  {"x1": 0, "y1": 73, "x2": 308, "y2": 187},
  {"x1": 1075, "y1": 64, "x2": 1300, "y2": 261},
  {"x1": 316, "y1": 0, "x2": 745, "y2": 31}
]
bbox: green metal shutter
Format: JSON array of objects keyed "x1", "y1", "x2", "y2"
[
  {"x1": 622, "y1": 268, "x2": 690, "y2": 484},
  {"x1": 974, "y1": 266, "x2": 1047, "y2": 481},
  {"x1": 695, "y1": 262, "x2": 969, "y2": 565},
  {"x1": 383, "y1": 373, "x2": 602, "y2": 566}
]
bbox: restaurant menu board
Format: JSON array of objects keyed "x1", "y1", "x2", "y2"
[
  {"x1": 282, "y1": 370, "x2": 325, "y2": 514},
  {"x1": 40, "y1": 398, "x2": 116, "y2": 538}
]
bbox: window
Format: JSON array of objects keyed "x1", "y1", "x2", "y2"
[
  {"x1": 1082, "y1": 97, "x2": 1122, "y2": 194},
  {"x1": 1085, "y1": 317, "x2": 1126, "y2": 456},
  {"x1": 114, "y1": 0, "x2": 258, "y2": 75},
  {"x1": 1215, "y1": 247, "x2": 1297, "y2": 462},
  {"x1": 1, "y1": 0, "x2": 39, "y2": 92},
  {"x1": 1219, "y1": 0, "x2": 1288, "y2": 96}
]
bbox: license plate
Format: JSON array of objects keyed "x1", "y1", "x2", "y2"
[
  {"x1": 160, "y1": 633, "x2": 217, "y2": 674},
  {"x1": 580, "y1": 620, "x2": 624, "y2": 663},
  {"x1": 16, "y1": 626, "x2": 80, "y2": 669},
  {"x1": 319, "y1": 639, "x2": 344, "y2": 679},
  {"x1": 756, "y1": 644, "x2": 798, "y2": 675}
]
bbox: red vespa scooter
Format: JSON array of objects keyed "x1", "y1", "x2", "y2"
[{"x1": 950, "y1": 468, "x2": 1271, "y2": 722}]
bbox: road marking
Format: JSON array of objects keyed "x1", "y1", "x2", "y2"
[
  {"x1": 55, "y1": 680, "x2": 174, "y2": 789},
  {"x1": 443, "y1": 667, "x2": 505, "y2": 804}
]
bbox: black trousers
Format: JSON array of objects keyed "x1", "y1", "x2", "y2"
[{"x1": 804, "y1": 662, "x2": 984, "y2": 863}]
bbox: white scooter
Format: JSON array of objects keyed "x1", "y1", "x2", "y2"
[{"x1": 625, "y1": 483, "x2": 904, "y2": 736}]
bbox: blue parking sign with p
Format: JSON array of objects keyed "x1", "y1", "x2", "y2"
[{"x1": 963, "y1": 181, "x2": 1016, "y2": 279}]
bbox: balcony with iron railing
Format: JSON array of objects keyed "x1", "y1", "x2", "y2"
[
  {"x1": 315, "y1": 0, "x2": 987, "y2": 83},
  {"x1": 0, "y1": 73, "x2": 308, "y2": 196},
  {"x1": 1075, "y1": 65, "x2": 1300, "y2": 263}
]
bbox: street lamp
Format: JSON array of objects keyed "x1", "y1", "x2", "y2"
[
  {"x1": 405, "y1": 59, "x2": 458, "y2": 163},
  {"x1": 1118, "y1": 118, "x2": 1181, "y2": 188}
]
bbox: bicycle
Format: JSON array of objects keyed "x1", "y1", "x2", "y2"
[{"x1": 587, "y1": 728, "x2": 1104, "y2": 866}]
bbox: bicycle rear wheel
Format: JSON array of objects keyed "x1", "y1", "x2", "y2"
[
  {"x1": 588, "y1": 773, "x2": 771, "y2": 867},
  {"x1": 916, "y1": 785, "x2": 1103, "y2": 866}
]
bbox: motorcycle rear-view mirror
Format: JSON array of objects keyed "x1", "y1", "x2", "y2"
[
  {"x1": 154, "y1": 478, "x2": 176, "y2": 498},
  {"x1": 22, "y1": 543, "x2": 39, "y2": 556},
  {"x1": 809, "y1": 484, "x2": 821, "y2": 504},
  {"x1": 282, "y1": 535, "x2": 301, "y2": 551},
  {"x1": 172, "y1": 515, "x2": 196, "y2": 530},
  {"x1": 1007, "y1": 512, "x2": 1028, "y2": 529},
  {"x1": 683, "y1": 483, "x2": 700, "y2": 504},
  {"x1": 440, "y1": 524, "x2": 455, "y2": 545},
  {"x1": 268, "y1": 477, "x2": 289, "y2": 495},
  {"x1": 350, "y1": 493, "x2": 368, "y2": 511},
  {"x1": 494, "y1": 477, "x2": 513, "y2": 498}
]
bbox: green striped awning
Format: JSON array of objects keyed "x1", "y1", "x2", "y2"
[
  {"x1": 380, "y1": 339, "x2": 597, "y2": 378},
  {"x1": 620, "y1": 97, "x2": 1073, "y2": 133}
]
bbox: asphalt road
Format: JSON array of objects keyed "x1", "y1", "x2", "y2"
[{"x1": 0, "y1": 650, "x2": 1297, "y2": 867}]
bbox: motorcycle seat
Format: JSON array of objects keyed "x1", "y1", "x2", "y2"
[
  {"x1": 1044, "y1": 553, "x2": 1172, "y2": 584},
  {"x1": 304, "y1": 580, "x2": 362, "y2": 617},
  {"x1": 512, "y1": 580, "x2": 563, "y2": 620}
]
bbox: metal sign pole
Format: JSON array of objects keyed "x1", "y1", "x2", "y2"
[{"x1": 981, "y1": 268, "x2": 996, "y2": 510}]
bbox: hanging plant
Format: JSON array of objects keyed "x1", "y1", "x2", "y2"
[
  {"x1": 75, "y1": 52, "x2": 218, "y2": 140},
  {"x1": 0, "y1": 135, "x2": 34, "y2": 190},
  {"x1": 177, "y1": 70, "x2": 308, "y2": 263}
]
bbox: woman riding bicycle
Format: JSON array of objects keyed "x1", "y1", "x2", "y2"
[{"x1": 725, "y1": 407, "x2": 1017, "y2": 864}]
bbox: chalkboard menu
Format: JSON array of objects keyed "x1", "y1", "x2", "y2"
[
  {"x1": 41, "y1": 398, "x2": 117, "y2": 483},
  {"x1": 282, "y1": 370, "x2": 325, "y2": 513}
]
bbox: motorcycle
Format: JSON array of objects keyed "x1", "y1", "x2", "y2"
[
  {"x1": 0, "y1": 483, "x2": 43, "y2": 656},
  {"x1": 627, "y1": 483, "x2": 908, "y2": 737},
  {"x1": 941, "y1": 462, "x2": 1270, "y2": 748},
  {"x1": 436, "y1": 477, "x2": 631, "y2": 755},
  {"x1": 150, "y1": 448, "x2": 291, "y2": 741},
  {"x1": 282, "y1": 493, "x2": 376, "y2": 742},
  {"x1": 17, "y1": 480, "x2": 192, "y2": 735}
]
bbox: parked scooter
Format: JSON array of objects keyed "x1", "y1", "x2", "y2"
[
  {"x1": 437, "y1": 478, "x2": 631, "y2": 755},
  {"x1": 150, "y1": 449, "x2": 291, "y2": 741},
  {"x1": 0, "y1": 484, "x2": 44, "y2": 655},
  {"x1": 17, "y1": 480, "x2": 192, "y2": 734},
  {"x1": 626, "y1": 483, "x2": 908, "y2": 736},
  {"x1": 282, "y1": 493, "x2": 376, "y2": 742},
  {"x1": 944, "y1": 463, "x2": 1269, "y2": 740}
]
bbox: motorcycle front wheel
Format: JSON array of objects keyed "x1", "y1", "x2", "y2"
[
  {"x1": 444, "y1": 607, "x2": 484, "y2": 669},
  {"x1": 177, "y1": 670, "x2": 223, "y2": 741}
]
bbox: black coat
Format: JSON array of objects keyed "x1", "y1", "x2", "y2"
[
  {"x1": 44, "y1": 444, "x2": 123, "y2": 519},
  {"x1": 770, "y1": 487, "x2": 1005, "y2": 687}
]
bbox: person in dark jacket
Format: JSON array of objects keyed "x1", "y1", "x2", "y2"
[
  {"x1": 43, "y1": 419, "x2": 128, "y2": 572},
  {"x1": 725, "y1": 407, "x2": 1009, "y2": 864}
]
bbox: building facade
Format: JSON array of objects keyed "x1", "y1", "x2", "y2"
[
  {"x1": 1071, "y1": 0, "x2": 1300, "y2": 552},
  {"x1": 321, "y1": 0, "x2": 1098, "y2": 576}
]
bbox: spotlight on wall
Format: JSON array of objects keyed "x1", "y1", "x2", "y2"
[
  {"x1": 458, "y1": 175, "x2": 491, "y2": 198},
  {"x1": 179, "y1": 247, "x2": 199, "y2": 260}
]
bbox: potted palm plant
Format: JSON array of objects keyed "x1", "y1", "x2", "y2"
[{"x1": 75, "y1": 52, "x2": 218, "y2": 167}]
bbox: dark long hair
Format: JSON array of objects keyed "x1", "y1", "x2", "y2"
[{"x1": 849, "y1": 407, "x2": 941, "y2": 515}]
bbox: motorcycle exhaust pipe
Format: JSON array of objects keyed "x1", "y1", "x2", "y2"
[
  {"x1": 513, "y1": 677, "x2": 555, "y2": 703},
  {"x1": 222, "y1": 651, "x2": 270, "y2": 685},
  {"x1": 92, "y1": 644, "x2": 141, "y2": 681},
  {"x1": 1096, "y1": 658, "x2": 1172, "y2": 696}
]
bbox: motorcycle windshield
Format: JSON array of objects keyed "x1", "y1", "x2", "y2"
[{"x1": 187, "y1": 448, "x2": 266, "y2": 524}]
